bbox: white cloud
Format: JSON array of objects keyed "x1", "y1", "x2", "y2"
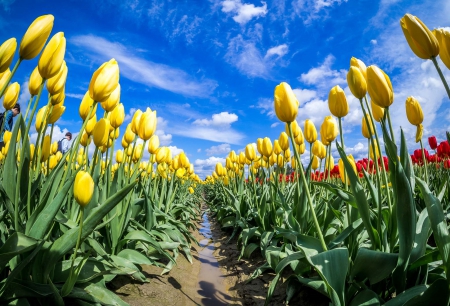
[
  {"x1": 66, "y1": 93, "x2": 85, "y2": 100},
  {"x1": 193, "y1": 112, "x2": 238, "y2": 128},
  {"x1": 292, "y1": 0, "x2": 347, "y2": 24},
  {"x1": 221, "y1": 0, "x2": 268, "y2": 25},
  {"x1": 205, "y1": 143, "x2": 231, "y2": 156},
  {"x1": 293, "y1": 88, "x2": 317, "y2": 104},
  {"x1": 155, "y1": 117, "x2": 172, "y2": 146},
  {"x1": 299, "y1": 54, "x2": 347, "y2": 88},
  {"x1": 194, "y1": 156, "x2": 226, "y2": 178},
  {"x1": 17, "y1": 80, "x2": 30, "y2": 113},
  {"x1": 172, "y1": 126, "x2": 244, "y2": 145},
  {"x1": 270, "y1": 122, "x2": 279, "y2": 128},
  {"x1": 251, "y1": 98, "x2": 274, "y2": 117},
  {"x1": 265, "y1": 44, "x2": 288, "y2": 59},
  {"x1": 370, "y1": 39, "x2": 377, "y2": 45},
  {"x1": 168, "y1": 145, "x2": 184, "y2": 156},
  {"x1": 71, "y1": 35, "x2": 217, "y2": 97}
]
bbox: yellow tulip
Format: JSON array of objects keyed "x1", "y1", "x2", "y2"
[
  {"x1": 0, "y1": 69, "x2": 11, "y2": 92},
  {"x1": 79, "y1": 91, "x2": 97, "y2": 121},
  {"x1": 3, "y1": 131, "x2": 11, "y2": 143},
  {"x1": 304, "y1": 119, "x2": 317, "y2": 144},
  {"x1": 338, "y1": 154, "x2": 357, "y2": 185},
  {"x1": 30, "y1": 144, "x2": 35, "y2": 160},
  {"x1": 109, "y1": 128, "x2": 119, "y2": 140},
  {"x1": 371, "y1": 100, "x2": 384, "y2": 122},
  {"x1": 133, "y1": 144, "x2": 143, "y2": 161},
  {"x1": 400, "y1": 14, "x2": 439, "y2": 59},
  {"x1": 55, "y1": 151, "x2": 62, "y2": 162},
  {"x1": 256, "y1": 138, "x2": 263, "y2": 155},
  {"x1": 369, "y1": 139, "x2": 381, "y2": 161},
  {"x1": 48, "y1": 104, "x2": 65, "y2": 124},
  {"x1": 285, "y1": 120, "x2": 300, "y2": 138},
  {"x1": 148, "y1": 135, "x2": 160, "y2": 154},
  {"x1": 85, "y1": 114, "x2": 97, "y2": 135},
  {"x1": 48, "y1": 155, "x2": 58, "y2": 170},
  {"x1": 274, "y1": 82, "x2": 299, "y2": 123},
  {"x1": 41, "y1": 135, "x2": 51, "y2": 162},
  {"x1": 131, "y1": 109, "x2": 142, "y2": 134},
  {"x1": 278, "y1": 132, "x2": 289, "y2": 151},
  {"x1": 100, "y1": 83, "x2": 120, "y2": 112},
  {"x1": 3, "y1": 82, "x2": 19, "y2": 110},
  {"x1": 35, "y1": 106, "x2": 48, "y2": 132},
  {"x1": 312, "y1": 140, "x2": 323, "y2": 158},
  {"x1": 347, "y1": 66, "x2": 367, "y2": 99},
  {"x1": 325, "y1": 155, "x2": 334, "y2": 171},
  {"x1": 416, "y1": 124, "x2": 423, "y2": 143},
  {"x1": 362, "y1": 114, "x2": 374, "y2": 139},
  {"x1": 73, "y1": 171, "x2": 94, "y2": 207},
  {"x1": 328, "y1": 85, "x2": 349, "y2": 117},
  {"x1": 29, "y1": 66, "x2": 43, "y2": 95},
  {"x1": 245, "y1": 143, "x2": 256, "y2": 161},
  {"x1": 110, "y1": 103, "x2": 124, "y2": 128},
  {"x1": 405, "y1": 96, "x2": 423, "y2": 126},
  {"x1": 51, "y1": 141, "x2": 58, "y2": 154},
  {"x1": 277, "y1": 154, "x2": 285, "y2": 168},
  {"x1": 77, "y1": 154, "x2": 84, "y2": 165},
  {"x1": 433, "y1": 29, "x2": 450, "y2": 70},
  {"x1": 80, "y1": 131, "x2": 91, "y2": 147},
  {"x1": 238, "y1": 152, "x2": 246, "y2": 165},
  {"x1": 46, "y1": 60, "x2": 67, "y2": 95},
  {"x1": 188, "y1": 187, "x2": 194, "y2": 194},
  {"x1": 367, "y1": 65, "x2": 394, "y2": 108},
  {"x1": 350, "y1": 57, "x2": 367, "y2": 80},
  {"x1": 49, "y1": 88, "x2": 65, "y2": 106},
  {"x1": 38, "y1": 32, "x2": 66, "y2": 79},
  {"x1": 123, "y1": 124, "x2": 135, "y2": 144},
  {"x1": 155, "y1": 147, "x2": 168, "y2": 163},
  {"x1": 89, "y1": 58, "x2": 119, "y2": 102},
  {"x1": 298, "y1": 143, "x2": 305, "y2": 155},
  {"x1": 311, "y1": 155, "x2": 319, "y2": 170},
  {"x1": 19, "y1": 15, "x2": 54, "y2": 60},
  {"x1": 262, "y1": 137, "x2": 273, "y2": 157},
  {"x1": 0, "y1": 38, "x2": 16, "y2": 73},
  {"x1": 229, "y1": 150, "x2": 237, "y2": 163},
  {"x1": 179, "y1": 152, "x2": 189, "y2": 168},
  {"x1": 93, "y1": 118, "x2": 110, "y2": 148},
  {"x1": 116, "y1": 149, "x2": 123, "y2": 163},
  {"x1": 121, "y1": 136, "x2": 129, "y2": 149},
  {"x1": 320, "y1": 116, "x2": 338, "y2": 144},
  {"x1": 138, "y1": 108, "x2": 157, "y2": 141},
  {"x1": 295, "y1": 129, "x2": 304, "y2": 145}
]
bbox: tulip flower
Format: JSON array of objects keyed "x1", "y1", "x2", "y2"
[
  {"x1": 400, "y1": 14, "x2": 439, "y2": 59},
  {"x1": 245, "y1": 143, "x2": 256, "y2": 161},
  {"x1": 371, "y1": 100, "x2": 384, "y2": 122},
  {"x1": 347, "y1": 66, "x2": 367, "y2": 99},
  {"x1": 362, "y1": 114, "x2": 374, "y2": 139},
  {"x1": 285, "y1": 120, "x2": 300, "y2": 138},
  {"x1": 116, "y1": 149, "x2": 124, "y2": 164},
  {"x1": 262, "y1": 137, "x2": 273, "y2": 157},
  {"x1": 100, "y1": 83, "x2": 120, "y2": 112},
  {"x1": 369, "y1": 139, "x2": 380, "y2": 161},
  {"x1": 133, "y1": 144, "x2": 143, "y2": 161},
  {"x1": 179, "y1": 152, "x2": 189, "y2": 168},
  {"x1": 38, "y1": 32, "x2": 66, "y2": 79},
  {"x1": 138, "y1": 108, "x2": 157, "y2": 141},
  {"x1": 85, "y1": 114, "x2": 97, "y2": 135},
  {"x1": 325, "y1": 155, "x2": 334, "y2": 171},
  {"x1": 148, "y1": 135, "x2": 160, "y2": 154},
  {"x1": 74, "y1": 171, "x2": 94, "y2": 207},
  {"x1": 311, "y1": 155, "x2": 319, "y2": 170},
  {"x1": 89, "y1": 58, "x2": 119, "y2": 102},
  {"x1": 19, "y1": 15, "x2": 54, "y2": 60},
  {"x1": 3, "y1": 82, "x2": 20, "y2": 110},
  {"x1": 46, "y1": 61, "x2": 67, "y2": 95},
  {"x1": 0, "y1": 38, "x2": 16, "y2": 73},
  {"x1": 312, "y1": 140, "x2": 324, "y2": 158},
  {"x1": 29, "y1": 66, "x2": 43, "y2": 95},
  {"x1": 110, "y1": 103, "x2": 125, "y2": 129},
  {"x1": 124, "y1": 124, "x2": 135, "y2": 144},
  {"x1": 274, "y1": 82, "x2": 299, "y2": 123},
  {"x1": 320, "y1": 116, "x2": 339, "y2": 144},
  {"x1": 433, "y1": 29, "x2": 450, "y2": 70},
  {"x1": 0, "y1": 69, "x2": 10, "y2": 92},
  {"x1": 155, "y1": 147, "x2": 168, "y2": 164},
  {"x1": 3, "y1": 131, "x2": 11, "y2": 143},
  {"x1": 51, "y1": 141, "x2": 58, "y2": 154},
  {"x1": 35, "y1": 106, "x2": 48, "y2": 132},
  {"x1": 367, "y1": 65, "x2": 394, "y2": 108},
  {"x1": 278, "y1": 132, "x2": 289, "y2": 151},
  {"x1": 338, "y1": 154, "x2": 357, "y2": 185},
  {"x1": 50, "y1": 89, "x2": 65, "y2": 106},
  {"x1": 273, "y1": 140, "x2": 282, "y2": 155},
  {"x1": 405, "y1": 96, "x2": 423, "y2": 126},
  {"x1": 48, "y1": 155, "x2": 58, "y2": 170},
  {"x1": 350, "y1": 57, "x2": 367, "y2": 80},
  {"x1": 429, "y1": 136, "x2": 437, "y2": 150},
  {"x1": 304, "y1": 119, "x2": 317, "y2": 144},
  {"x1": 41, "y1": 135, "x2": 51, "y2": 162},
  {"x1": 328, "y1": 85, "x2": 349, "y2": 118},
  {"x1": 48, "y1": 104, "x2": 65, "y2": 124},
  {"x1": 188, "y1": 187, "x2": 194, "y2": 194},
  {"x1": 79, "y1": 91, "x2": 97, "y2": 121},
  {"x1": 93, "y1": 118, "x2": 110, "y2": 148},
  {"x1": 295, "y1": 129, "x2": 304, "y2": 145}
]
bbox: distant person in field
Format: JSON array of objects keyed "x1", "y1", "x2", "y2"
[
  {"x1": 59, "y1": 132, "x2": 72, "y2": 154},
  {"x1": 0, "y1": 103, "x2": 21, "y2": 151}
]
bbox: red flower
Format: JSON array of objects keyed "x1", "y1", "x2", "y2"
[
  {"x1": 437, "y1": 141, "x2": 450, "y2": 158},
  {"x1": 428, "y1": 136, "x2": 437, "y2": 150}
]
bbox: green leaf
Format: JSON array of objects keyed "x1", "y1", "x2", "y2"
[
  {"x1": 117, "y1": 249, "x2": 153, "y2": 266},
  {"x1": 2, "y1": 114, "x2": 21, "y2": 204},
  {"x1": 327, "y1": 218, "x2": 363, "y2": 249},
  {"x1": 384, "y1": 285, "x2": 427, "y2": 306},
  {"x1": 349, "y1": 289, "x2": 380, "y2": 306},
  {"x1": 350, "y1": 248, "x2": 398, "y2": 285},
  {"x1": 403, "y1": 278, "x2": 449, "y2": 306},
  {"x1": 0, "y1": 233, "x2": 37, "y2": 270}
]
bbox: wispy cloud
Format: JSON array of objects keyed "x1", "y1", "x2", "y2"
[
  {"x1": 299, "y1": 54, "x2": 347, "y2": 89},
  {"x1": 70, "y1": 35, "x2": 218, "y2": 98},
  {"x1": 292, "y1": 0, "x2": 347, "y2": 24},
  {"x1": 193, "y1": 112, "x2": 238, "y2": 128},
  {"x1": 221, "y1": 0, "x2": 268, "y2": 25},
  {"x1": 205, "y1": 143, "x2": 231, "y2": 156}
]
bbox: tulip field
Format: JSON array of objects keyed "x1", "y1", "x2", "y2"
[{"x1": 1, "y1": 11, "x2": 450, "y2": 306}]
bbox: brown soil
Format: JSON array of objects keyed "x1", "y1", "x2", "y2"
[{"x1": 112, "y1": 211, "x2": 330, "y2": 306}]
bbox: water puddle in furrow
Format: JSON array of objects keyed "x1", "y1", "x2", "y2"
[{"x1": 196, "y1": 212, "x2": 232, "y2": 306}]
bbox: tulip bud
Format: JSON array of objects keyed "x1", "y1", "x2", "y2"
[
  {"x1": 179, "y1": 152, "x2": 189, "y2": 168},
  {"x1": 3, "y1": 82, "x2": 20, "y2": 110},
  {"x1": 188, "y1": 187, "x2": 194, "y2": 194},
  {"x1": 295, "y1": 129, "x2": 304, "y2": 145},
  {"x1": 19, "y1": 15, "x2": 54, "y2": 60},
  {"x1": 285, "y1": 120, "x2": 300, "y2": 138},
  {"x1": 311, "y1": 155, "x2": 319, "y2": 170},
  {"x1": 350, "y1": 57, "x2": 367, "y2": 80},
  {"x1": 155, "y1": 147, "x2": 167, "y2": 164},
  {"x1": 362, "y1": 114, "x2": 374, "y2": 139},
  {"x1": 347, "y1": 66, "x2": 367, "y2": 99},
  {"x1": 304, "y1": 119, "x2": 317, "y2": 144},
  {"x1": 328, "y1": 85, "x2": 349, "y2": 117},
  {"x1": 93, "y1": 118, "x2": 110, "y2": 148},
  {"x1": 229, "y1": 150, "x2": 237, "y2": 163},
  {"x1": 85, "y1": 114, "x2": 97, "y2": 135},
  {"x1": 124, "y1": 124, "x2": 135, "y2": 144},
  {"x1": 47, "y1": 61, "x2": 67, "y2": 95},
  {"x1": 371, "y1": 100, "x2": 384, "y2": 122},
  {"x1": 367, "y1": 65, "x2": 394, "y2": 108},
  {"x1": 49, "y1": 88, "x2": 65, "y2": 106},
  {"x1": 256, "y1": 138, "x2": 263, "y2": 155},
  {"x1": 433, "y1": 29, "x2": 450, "y2": 70},
  {"x1": 100, "y1": 83, "x2": 120, "y2": 112},
  {"x1": 274, "y1": 82, "x2": 299, "y2": 123},
  {"x1": 41, "y1": 135, "x2": 51, "y2": 162},
  {"x1": 30, "y1": 144, "x2": 35, "y2": 160},
  {"x1": 48, "y1": 155, "x2": 58, "y2": 170},
  {"x1": 138, "y1": 108, "x2": 157, "y2": 141},
  {"x1": 131, "y1": 109, "x2": 142, "y2": 134},
  {"x1": 89, "y1": 58, "x2": 119, "y2": 102},
  {"x1": 369, "y1": 139, "x2": 380, "y2": 161},
  {"x1": 74, "y1": 171, "x2": 94, "y2": 207},
  {"x1": 339, "y1": 155, "x2": 357, "y2": 186},
  {"x1": 428, "y1": 136, "x2": 437, "y2": 150},
  {"x1": 115, "y1": 149, "x2": 124, "y2": 163},
  {"x1": 273, "y1": 140, "x2": 282, "y2": 155},
  {"x1": 35, "y1": 106, "x2": 48, "y2": 132},
  {"x1": 38, "y1": 32, "x2": 66, "y2": 79},
  {"x1": 29, "y1": 66, "x2": 43, "y2": 95},
  {"x1": 277, "y1": 154, "x2": 285, "y2": 168},
  {"x1": 0, "y1": 38, "x2": 16, "y2": 73},
  {"x1": 416, "y1": 124, "x2": 423, "y2": 143},
  {"x1": 79, "y1": 91, "x2": 97, "y2": 121},
  {"x1": 51, "y1": 141, "x2": 58, "y2": 154},
  {"x1": 320, "y1": 116, "x2": 339, "y2": 144},
  {"x1": 325, "y1": 155, "x2": 334, "y2": 171},
  {"x1": 110, "y1": 103, "x2": 125, "y2": 128},
  {"x1": 148, "y1": 134, "x2": 160, "y2": 155},
  {"x1": 245, "y1": 143, "x2": 256, "y2": 161},
  {"x1": 134, "y1": 144, "x2": 143, "y2": 161},
  {"x1": 400, "y1": 14, "x2": 439, "y2": 59},
  {"x1": 48, "y1": 104, "x2": 65, "y2": 124},
  {"x1": 298, "y1": 143, "x2": 305, "y2": 155},
  {"x1": 278, "y1": 133, "x2": 289, "y2": 151},
  {"x1": 3, "y1": 131, "x2": 11, "y2": 143},
  {"x1": 262, "y1": 137, "x2": 273, "y2": 157},
  {"x1": 0, "y1": 69, "x2": 11, "y2": 93},
  {"x1": 80, "y1": 131, "x2": 90, "y2": 147},
  {"x1": 405, "y1": 96, "x2": 423, "y2": 126},
  {"x1": 56, "y1": 151, "x2": 62, "y2": 162}
]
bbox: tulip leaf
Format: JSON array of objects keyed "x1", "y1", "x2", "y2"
[
  {"x1": 349, "y1": 289, "x2": 380, "y2": 306},
  {"x1": 350, "y1": 247, "x2": 398, "y2": 285},
  {"x1": 384, "y1": 285, "x2": 427, "y2": 306},
  {"x1": 403, "y1": 278, "x2": 449, "y2": 306},
  {"x1": 312, "y1": 181, "x2": 357, "y2": 207},
  {"x1": 2, "y1": 114, "x2": 21, "y2": 204},
  {"x1": 0, "y1": 232, "x2": 37, "y2": 270}
]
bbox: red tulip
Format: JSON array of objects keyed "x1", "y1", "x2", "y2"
[{"x1": 428, "y1": 136, "x2": 437, "y2": 150}]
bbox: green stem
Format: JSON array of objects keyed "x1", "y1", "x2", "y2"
[
  {"x1": 0, "y1": 58, "x2": 22, "y2": 98},
  {"x1": 288, "y1": 122, "x2": 327, "y2": 251},
  {"x1": 24, "y1": 95, "x2": 35, "y2": 122},
  {"x1": 419, "y1": 139, "x2": 429, "y2": 184},
  {"x1": 386, "y1": 108, "x2": 396, "y2": 145},
  {"x1": 431, "y1": 56, "x2": 450, "y2": 100}
]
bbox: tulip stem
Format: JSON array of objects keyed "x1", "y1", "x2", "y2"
[
  {"x1": 288, "y1": 122, "x2": 327, "y2": 251},
  {"x1": 419, "y1": 139, "x2": 429, "y2": 184},
  {"x1": 24, "y1": 95, "x2": 35, "y2": 123},
  {"x1": 0, "y1": 58, "x2": 22, "y2": 98},
  {"x1": 67, "y1": 207, "x2": 84, "y2": 289},
  {"x1": 386, "y1": 108, "x2": 396, "y2": 144},
  {"x1": 338, "y1": 117, "x2": 351, "y2": 226},
  {"x1": 431, "y1": 56, "x2": 450, "y2": 100}
]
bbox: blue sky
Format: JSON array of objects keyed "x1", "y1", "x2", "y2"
[{"x1": 1, "y1": 0, "x2": 450, "y2": 177}]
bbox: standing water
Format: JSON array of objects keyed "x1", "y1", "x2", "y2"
[{"x1": 196, "y1": 212, "x2": 232, "y2": 305}]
